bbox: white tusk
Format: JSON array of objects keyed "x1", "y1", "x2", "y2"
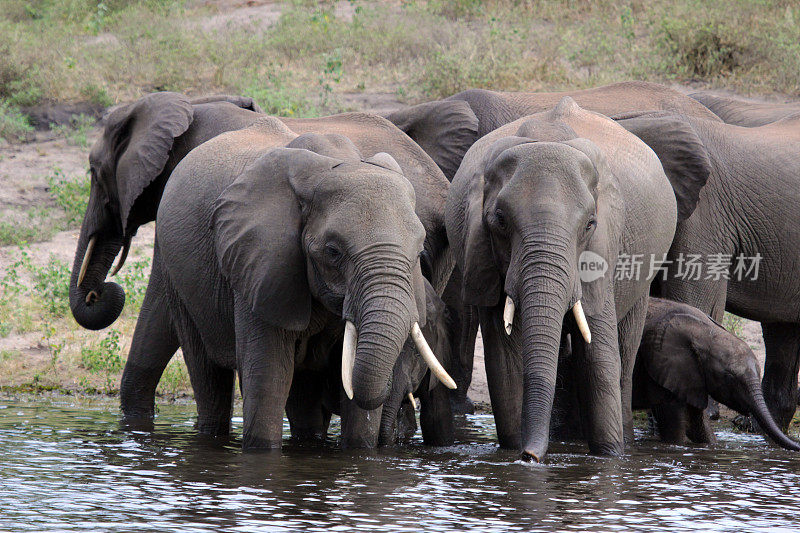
[
  {"x1": 503, "y1": 295, "x2": 515, "y2": 335},
  {"x1": 77, "y1": 236, "x2": 97, "y2": 287},
  {"x1": 411, "y1": 322, "x2": 457, "y2": 390},
  {"x1": 341, "y1": 321, "x2": 357, "y2": 400},
  {"x1": 407, "y1": 392, "x2": 417, "y2": 410},
  {"x1": 572, "y1": 300, "x2": 591, "y2": 344},
  {"x1": 109, "y1": 237, "x2": 131, "y2": 278}
]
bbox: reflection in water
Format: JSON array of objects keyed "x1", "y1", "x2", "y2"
[{"x1": 1, "y1": 399, "x2": 799, "y2": 532}]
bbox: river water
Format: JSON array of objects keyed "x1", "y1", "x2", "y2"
[{"x1": 1, "y1": 398, "x2": 799, "y2": 532}]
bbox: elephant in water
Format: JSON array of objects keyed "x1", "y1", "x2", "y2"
[
  {"x1": 156, "y1": 122, "x2": 457, "y2": 449},
  {"x1": 634, "y1": 298, "x2": 800, "y2": 451},
  {"x1": 393, "y1": 80, "x2": 800, "y2": 435},
  {"x1": 444, "y1": 97, "x2": 710, "y2": 460},
  {"x1": 689, "y1": 91, "x2": 800, "y2": 127},
  {"x1": 69, "y1": 93, "x2": 262, "y2": 331},
  {"x1": 70, "y1": 90, "x2": 467, "y2": 445}
]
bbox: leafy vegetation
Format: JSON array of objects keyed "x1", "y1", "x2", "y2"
[{"x1": 0, "y1": 0, "x2": 796, "y2": 139}]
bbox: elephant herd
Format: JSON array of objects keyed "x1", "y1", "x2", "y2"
[{"x1": 67, "y1": 81, "x2": 800, "y2": 460}]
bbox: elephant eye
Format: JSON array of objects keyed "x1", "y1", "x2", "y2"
[
  {"x1": 324, "y1": 243, "x2": 342, "y2": 261},
  {"x1": 586, "y1": 217, "x2": 597, "y2": 232},
  {"x1": 494, "y1": 209, "x2": 508, "y2": 231}
]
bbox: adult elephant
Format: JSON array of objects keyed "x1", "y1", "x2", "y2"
[
  {"x1": 445, "y1": 98, "x2": 709, "y2": 460},
  {"x1": 157, "y1": 123, "x2": 456, "y2": 448},
  {"x1": 395, "y1": 80, "x2": 800, "y2": 432},
  {"x1": 634, "y1": 298, "x2": 799, "y2": 451},
  {"x1": 689, "y1": 91, "x2": 800, "y2": 127},
  {"x1": 70, "y1": 92, "x2": 262, "y2": 331},
  {"x1": 387, "y1": 81, "x2": 717, "y2": 414}
]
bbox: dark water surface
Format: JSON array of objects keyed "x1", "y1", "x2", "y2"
[{"x1": 2, "y1": 398, "x2": 800, "y2": 532}]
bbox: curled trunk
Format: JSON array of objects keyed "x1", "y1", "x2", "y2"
[
  {"x1": 69, "y1": 201, "x2": 126, "y2": 330},
  {"x1": 747, "y1": 378, "x2": 800, "y2": 451},
  {"x1": 349, "y1": 250, "x2": 418, "y2": 411}
]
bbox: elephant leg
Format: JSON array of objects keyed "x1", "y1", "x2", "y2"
[
  {"x1": 651, "y1": 404, "x2": 688, "y2": 444},
  {"x1": 340, "y1": 396, "x2": 382, "y2": 449},
  {"x1": 571, "y1": 287, "x2": 624, "y2": 456},
  {"x1": 180, "y1": 332, "x2": 235, "y2": 437},
  {"x1": 616, "y1": 295, "x2": 649, "y2": 444},
  {"x1": 286, "y1": 369, "x2": 331, "y2": 441},
  {"x1": 479, "y1": 305, "x2": 522, "y2": 450},
  {"x1": 120, "y1": 251, "x2": 179, "y2": 422},
  {"x1": 420, "y1": 374, "x2": 455, "y2": 446},
  {"x1": 761, "y1": 322, "x2": 800, "y2": 430},
  {"x1": 234, "y1": 297, "x2": 295, "y2": 450},
  {"x1": 686, "y1": 405, "x2": 716, "y2": 444}
]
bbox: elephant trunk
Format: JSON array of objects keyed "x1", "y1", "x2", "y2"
[
  {"x1": 69, "y1": 198, "x2": 126, "y2": 330},
  {"x1": 516, "y1": 238, "x2": 573, "y2": 462},
  {"x1": 378, "y1": 367, "x2": 408, "y2": 446},
  {"x1": 349, "y1": 249, "x2": 418, "y2": 411},
  {"x1": 746, "y1": 377, "x2": 800, "y2": 451}
]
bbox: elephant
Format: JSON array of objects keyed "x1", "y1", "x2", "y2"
[
  {"x1": 394, "y1": 80, "x2": 800, "y2": 434},
  {"x1": 73, "y1": 93, "x2": 461, "y2": 444},
  {"x1": 386, "y1": 80, "x2": 718, "y2": 416},
  {"x1": 689, "y1": 91, "x2": 800, "y2": 127},
  {"x1": 70, "y1": 92, "x2": 263, "y2": 332},
  {"x1": 284, "y1": 277, "x2": 456, "y2": 448},
  {"x1": 378, "y1": 278, "x2": 455, "y2": 446},
  {"x1": 444, "y1": 97, "x2": 710, "y2": 460},
  {"x1": 634, "y1": 298, "x2": 800, "y2": 451},
  {"x1": 155, "y1": 114, "x2": 458, "y2": 449}
]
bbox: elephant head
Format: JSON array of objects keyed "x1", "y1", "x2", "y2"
[
  {"x1": 212, "y1": 133, "x2": 455, "y2": 410},
  {"x1": 446, "y1": 98, "x2": 710, "y2": 459},
  {"x1": 70, "y1": 92, "x2": 262, "y2": 331},
  {"x1": 639, "y1": 299, "x2": 800, "y2": 451}
]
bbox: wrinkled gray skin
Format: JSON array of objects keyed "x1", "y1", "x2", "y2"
[
  {"x1": 388, "y1": 81, "x2": 717, "y2": 416},
  {"x1": 445, "y1": 98, "x2": 703, "y2": 460},
  {"x1": 285, "y1": 278, "x2": 455, "y2": 448},
  {"x1": 92, "y1": 94, "x2": 454, "y2": 447},
  {"x1": 156, "y1": 116, "x2": 451, "y2": 449},
  {"x1": 378, "y1": 279, "x2": 455, "y2": 446},
  {"x1": 633, "y1": 298, "x2": 800, "y2": 451},
  {"x1": 385, "y1": 101, "x2": 481, "y2": 414},
  {"x1": 70, "y1": 93, "x2": 262, "y2": 332},
  {"x1": 395, "y1": 80, "x2": 800, "y2": 436},
  {"x1": 689, "y1": 91, "x2": 800, "y2": 127}
]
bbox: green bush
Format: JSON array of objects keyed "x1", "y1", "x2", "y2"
[
  {"x1": 30, "y1": 255, "x2": 71, "y2": 318},
  {"x1": 0, "y1": 99, "x2": 33, "y2": 141},
  {"x1": 47, "y1": 167, "x2": 90, "y2": 226},
  {"x1": 50, "y1": 113, "x2": 95, "y2": 147},
  {"x1": 80, "y1": 329, "x2": 123, "y2": 374}
]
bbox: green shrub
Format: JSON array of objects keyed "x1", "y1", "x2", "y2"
[
  {"x1": 659, "y1": 19, "x2": 747, "y2": 78},
  {"x1": 30, "y1": 255, "x2": 71, "y2": 318},
  {"x1": 81, "y1": 329, "x2": 123, "y2": 374},
  {"x1": 47, "y1": 167, "x2": 90, "y2": 226},
  {"x1": 50, "y1": 113, "x2": 95, "y2": 147},
  {"x1": 0, "y1": 99, "x2": 33, "y2": 141}
]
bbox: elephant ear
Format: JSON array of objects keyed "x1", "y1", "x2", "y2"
[
  {"x1": 562, "y1": 138, "x2": 623, "y2": 316},
  {"x1": 100, "y1": 92, "x2": 194, "y2": 232},
  {"x1": 644, "y1": 314, "x2": 708, "y2": 410},
  {"x1": 615, "y1": 114, "x2": 711, "y2": 222},
  {"x1": 212, "y1": 148, "x2": 342, "y2": 331},
  {"x1": 189, "y1": 94, "x2": 264, "y2": 113},
  {"x1": 385, "y1": 100, "x2": 479, "y2": 180}
]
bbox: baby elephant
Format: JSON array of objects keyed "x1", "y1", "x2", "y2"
[{"x1": 633, "y1": 298, "x2": 800, "y2": 450}]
